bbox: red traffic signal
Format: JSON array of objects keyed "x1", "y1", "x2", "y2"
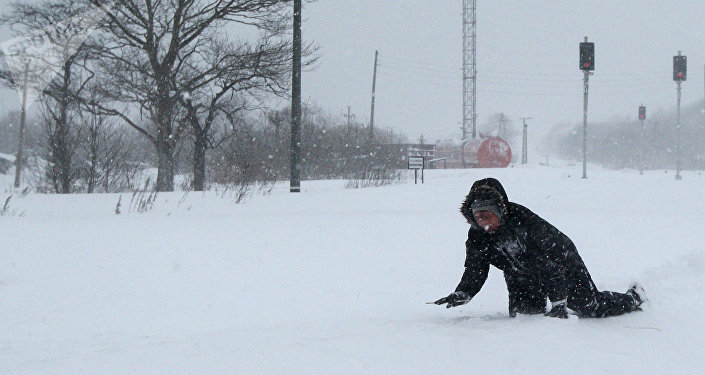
[
  {"x1": 579, "y1": 42, "x2": 595, "y2": 71},
  {"x1": 673, "y1": 55, "x2": 687, "y2": 81},
  {"x1": 638, "y1": 105, "x2": 646, "y2": 120}
]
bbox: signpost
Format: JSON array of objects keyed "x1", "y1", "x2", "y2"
[{"x1": 408, "y1": 156, "x2": 425, "y2": 184}]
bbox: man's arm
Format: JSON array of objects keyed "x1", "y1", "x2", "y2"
[
  {"x1": 434, "y1": 235, "x2": 490, "y2": 308},
  {"x1": 455, "y1": 236, "x2": 491, "y2": 298}
]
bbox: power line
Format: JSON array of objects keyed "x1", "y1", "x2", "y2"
[
  {"x1": 381, "y1": 55, "x2": 461, "y2": 71},
  {"x1": 377, "y1": 70, "x2": 671, "y2": 97},
  {"x1": 377, "y1": 63, "x2": 458, "y2": 80},
  {"x1": 381, "y1": 54, "x2": 666, "y2": 78},
  {"x1": 379, "y1": 60, "x2": 461, "y2": 76},
  {"x1": 379, "y1": 66, "x2": 670, "y2": 91},
  {"x1": 380, "y1": 62, "x2": 665, "y2": 86}
]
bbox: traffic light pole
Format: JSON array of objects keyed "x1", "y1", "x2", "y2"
[
  {"x1": 639, "y1": 118, "x2": 645, "y2": 175},
  {"x1": 675, "y1": 80, "x2": 682, "y2": 180},
  {"x1": 578, "y1": 36, "x2": 594, "y2": 179},
  {"x1": 582, "y1": 69, "x2": 590, "y2": 179}
]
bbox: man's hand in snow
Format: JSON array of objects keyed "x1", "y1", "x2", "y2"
[
  {"x1": 433, "y1": 291, "x2": 472, "y2": 308},
  {"x1": 545, "y1": 299, "x2": 569, "y2": 319}
]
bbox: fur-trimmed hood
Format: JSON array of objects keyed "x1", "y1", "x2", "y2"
[{"x1": 460, "y1": 178, "x2": 510, "y2": 228}]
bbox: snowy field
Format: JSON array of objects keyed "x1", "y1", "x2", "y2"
[{"x1": 1, "y1": 162, "x2": 704, "y2": 374}]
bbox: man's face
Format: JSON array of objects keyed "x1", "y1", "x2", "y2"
[{"x1": 473, "y1": 210, "x2": 501, "y2": 233}]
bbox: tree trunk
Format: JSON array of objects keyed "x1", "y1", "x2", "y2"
[
  {"x1": 86, "y1": 128, "x2": 98, "y2": 193},
  {"x1": 57, "y1": 123, "x2": 71, "y2": 194},
  {"x1": 156, "y1": 134, "x2": 175, "y2": 192},
  {"x1": 104, "y1": 164, "x2": 111, "y2": 192},
  {"x1": 154, "y1": 84, "x2": 176, "y2": 192},
  {"x1": 86, "y1": 151, "x2": 97, "y2": 193},
  {"x1": 193, "y1": 132, "x2": 206, "y2": 191},
  {"x1": 57, "y1": 102, "x2": 71, "y2": 193},
  {"x1": 56, "y1": 61, "x2": 73, "y2": 194}
]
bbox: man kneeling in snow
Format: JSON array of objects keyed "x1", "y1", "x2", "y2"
[{"x1": 434, "y1": 178, "x2": 645, "y2": 318}]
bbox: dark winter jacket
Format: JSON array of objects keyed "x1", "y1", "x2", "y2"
[{"x1": 456, "y1": 178, "x2": 588, "y2": 304}]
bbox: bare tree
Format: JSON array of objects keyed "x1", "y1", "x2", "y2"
[
  {"x1": 210, "y1": 115, "x2": 279, "y2": 201},
  {"x1": 82, "y1": 0, "x2": 293, "y2": 191},
  {"x1": 179, "y1": 33, "x2": 292, "y2": 191},
  {"x1": 548, "y1": 102, "x2": 705, "y2": 171},
  {"x1": 252, "y1": 103, "x2": 406, "y2": 182},
  {"x1": 1, "y1": 0, "x2": 99, "y2": 193},
  {"x1": 36, "y1": 103, "x2": 79, "y2": 192},
  {"x1": 78, "y1": 89, "x2": 144, "y2": 193}
]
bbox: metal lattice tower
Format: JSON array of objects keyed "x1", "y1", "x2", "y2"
[{"x1": 462, "y1": 0, "x2": 477, "y2": 139}]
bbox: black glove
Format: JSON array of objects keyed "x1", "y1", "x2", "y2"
[
  {"x1": 545, "y1": 299, "x2": 568, "y2": 319},
  {"x1": 434, "y1": 291, "x2": 472, "y2": 308}
]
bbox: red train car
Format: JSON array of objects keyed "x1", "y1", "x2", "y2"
[{"x1": 433, "y1": 137, "x2": 512, "y2": 168}]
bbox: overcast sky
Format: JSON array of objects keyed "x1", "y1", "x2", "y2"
[
  {"x1": 301, "y1": 0, "x2": 705, "y2": 144},
  {"x1": 2, "y1": 1, "x2": 705, "y2": 144}
]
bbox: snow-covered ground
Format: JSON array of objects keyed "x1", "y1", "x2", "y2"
[{"x1": 2, "y1": 162, "x2": 704, "y2": 374}]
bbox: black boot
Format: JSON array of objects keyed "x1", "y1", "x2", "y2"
[{"x1": 626, "y1": 282, "x2": 647, "y2": 309}]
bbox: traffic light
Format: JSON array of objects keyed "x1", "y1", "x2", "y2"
[
  {"x1": 673, "y1": 55, "x2": 687, "y2": 81},
  {"x1": 579, "y1": 42, "x2": 595, "y2": 71},
  {"x1": 638, "y1": 105, "x2": 646, "y2": 120}
]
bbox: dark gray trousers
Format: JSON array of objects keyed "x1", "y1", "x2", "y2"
[{"x1": 504, "y1": 269, "x2": 638, "y2": 318}]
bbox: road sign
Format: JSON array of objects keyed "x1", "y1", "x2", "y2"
[
  {"x1": 408, "y1": 156, "x2": 424, "y2": 184},
  {"x1": 408, "y1": 156, "x2": 424, "y2": 169}
]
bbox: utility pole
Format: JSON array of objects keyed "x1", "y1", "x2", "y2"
[
  {"x1": 462, "y1": 0, "x2": 477, "y2": 139},
  {"x1": 520, "y1": 117, "x2": 532, "y2": 164},
  {"x1": 290, "y1": 0, "x2": 302, "y2": 193},
  {"x1": 369, "y1": 50, "x2": 378, "y2": 145},
  {"x1": 344, "y1": 106, "x2": 355, "y2": 127},
  {"x1": 497, "y1": 113, "x2": 507, "y2": 140},
  {"x1": 14, "y1": 62, "x2": 29, "y2": 189}
]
